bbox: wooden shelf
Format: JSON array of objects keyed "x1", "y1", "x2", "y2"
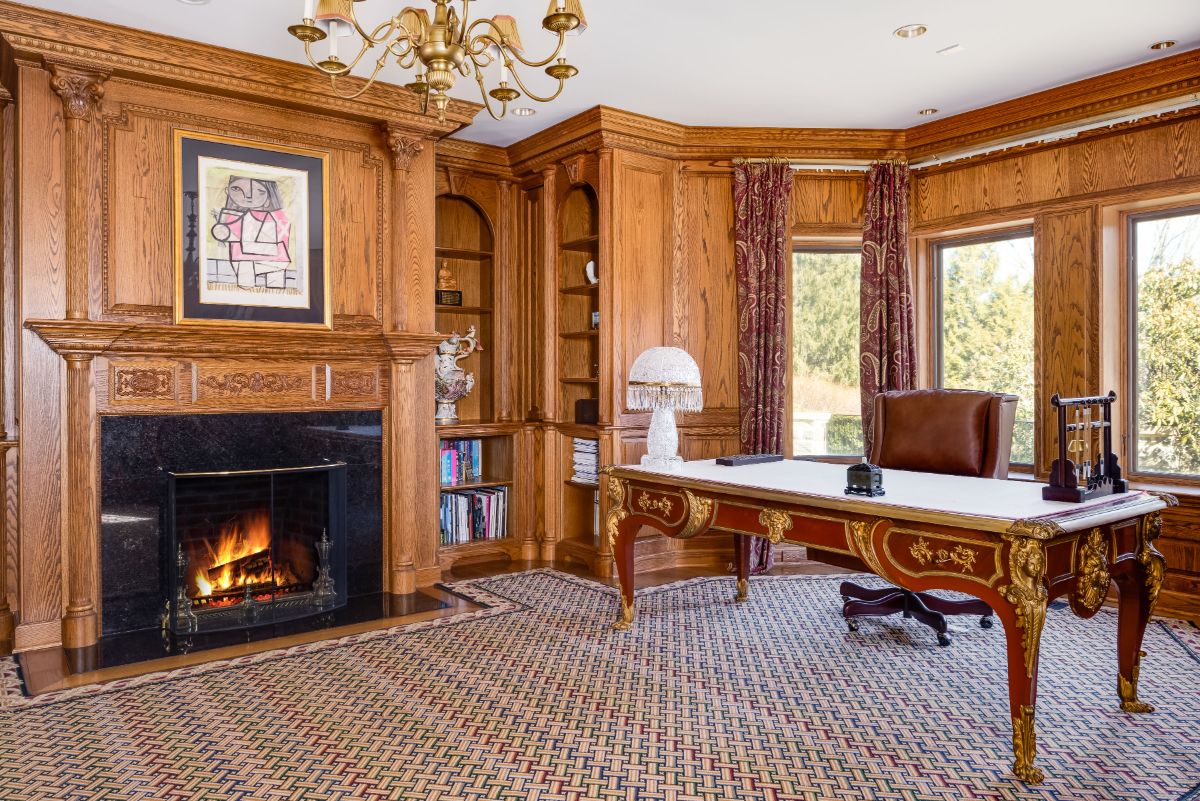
[
  {"x1": 436, "y1": 246, "x2": 493, "y2": 261},
  {"x1": 438, "y1": 538, "x2": 511, "y2": 554},
  {"x1": 436, "y1": 305, "x2": 493, "y2": 315},
  {"x1": 555, "y1": 422, "x2": 604, "y2": 438},
  {"x1": 440, "y1": 478, "x2": 513, "y2": 491},
  {"x1": 560, "y1": 377, "x2": 599, "y2": 384},
  {"x1": 437, "y1": 421, "x2": 522, "y2": 438},
  {"x1": 560, "y1": 330, "x2": 599, "y2": 339},
  {"x1": 559, "y1": 282, "x2": 599, "y2": 295},
  {"x1": 565, "y1": 479, "x2": 599, "y2": 490},
  {"x1": 560, "y1": 235, "x2": 599, "y2": 253}
]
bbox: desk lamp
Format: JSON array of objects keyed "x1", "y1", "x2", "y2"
[{"x1": 627, "y1": 347, "x2": 703, "y2": 470}]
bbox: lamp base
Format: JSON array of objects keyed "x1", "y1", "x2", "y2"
[{"x1": 640, "y1": 454, "x2": 684, "y2": 471}]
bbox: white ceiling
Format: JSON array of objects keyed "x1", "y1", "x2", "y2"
[{"x1": 10, "y1": 0, "x2": 1200, "y2": 146}]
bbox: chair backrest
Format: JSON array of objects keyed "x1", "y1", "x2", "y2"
[{"x1": 868, "y1": 389, "x2": 1019, "y2": 479}]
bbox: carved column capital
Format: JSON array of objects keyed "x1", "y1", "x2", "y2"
[
  {"x1": 48, "y1": 65, "x2": 107, "y2": 122},
  {"x1": 383, "y1": 125, "x2": 424, "y2": 172}
]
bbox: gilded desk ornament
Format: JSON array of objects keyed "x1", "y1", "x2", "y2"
[
  {"x1": 758, "y1": 508, "x2": 793, "y2": 544},
  {"x1": 678, "y1": 490, "x2": 714, "y2": 538},
  {"x1": 1138, "y1": 512, "x2": 1166, "y2": 611},
  {"x1": 637, "y1": 491, "x2": 674, "y2": 517},
  {"x1": 1011, "y1": 704, "x2": 1043, "y2": 784},
  {"x1": 612, "y1": 595, "x2": 634, "y2": 632},
  {"x1": 1006, "y1": 518, "x2": 1065, "y2": 541},
  {"x1": 604, "y1": 476, "x2": 629, "y2": 555},
  {"x1": 1073, "y1": 528, "x2": 1111, "y2": 613},
  {"x1": 1118, "y1": 665, "x2": 1155, "y2": 713},
  {"x1": 735, "y1": 578, "x2": 749, "y2": 603},
  {"x1": 999, "y1": 535, "x2": 1048, "y2": 679},
  {"x1": 909, "y1": 537, "x2": 978, "y2": 574},
  {"x1": 848, "y1": 518, "x2": 891, "y2": 578}
]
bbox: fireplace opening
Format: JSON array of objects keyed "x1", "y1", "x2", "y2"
[{"x1": 164, "y1": 462, "x2": 348, "y2": 636}]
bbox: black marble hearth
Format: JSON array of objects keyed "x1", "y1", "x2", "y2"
[{"x1": 100, "y1": 411, "x2": 386, "y2": 656}]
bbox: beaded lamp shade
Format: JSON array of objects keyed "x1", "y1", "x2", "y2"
[{"x1": 627, "y1": 347, "x2": 703, "y2": 470}]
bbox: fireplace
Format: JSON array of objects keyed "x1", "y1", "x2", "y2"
[{"x1": 164, "y1": 462, "x2": 348, "y2": 636}]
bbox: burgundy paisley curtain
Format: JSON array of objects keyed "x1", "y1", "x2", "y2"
[
  {"x1": 859, "y1": 161, "x2": 918, "y2": 456},
  {"x1": 733, "y1": 159, "x2": 792, "y2": 573}
]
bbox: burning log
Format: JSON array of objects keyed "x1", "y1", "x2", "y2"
[{"x1": 207, "y1": 548, "x2": 271, "y2": 583}]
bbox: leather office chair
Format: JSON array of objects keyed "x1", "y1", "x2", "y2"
[{"x1": 840, "y1": 388, "x2": 1019, "y2": 646}]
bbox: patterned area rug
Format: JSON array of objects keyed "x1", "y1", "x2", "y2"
[{"x1": 1, "y1": 570, "x2": 1199, "y2": 801}]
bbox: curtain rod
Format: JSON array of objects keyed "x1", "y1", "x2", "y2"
[{"x1": 733, "y1": 93, "x2": 1200, "y2": 173}]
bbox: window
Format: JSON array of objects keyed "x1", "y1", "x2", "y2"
[
  {"x1": 934, "y1": 231, "x2": 1036, "y2": 465},
  {"x1": 792, "y1": 248, "x2": 863, "y2": 456},
  {"x1": 1129, "y1": 206, "x2": 1200, "y2": 478}
]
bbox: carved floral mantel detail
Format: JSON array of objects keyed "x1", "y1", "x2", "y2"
[
  {"x1": 200, "y1": 372, "x2": 305, "y2": 396},
  {"x1": 113, "y1": 366, "x2": 174, "y2": 400},
  {"x1": 331, "y1": 371, "x2": 378, "y2": 397},
  {"x1": 49, "y1": 65, "x2": 108, "y2": 121}
]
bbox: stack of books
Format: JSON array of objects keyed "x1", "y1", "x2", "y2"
[
  {"x1": 572, "y1": 438, "x2": 599, "y2": 484},
  {"x1": 440, "y1": 439, "x2": 483, "y2": 486},
  {"x1": 440, "y1": 487, "x2": 507, "y2": 546}
]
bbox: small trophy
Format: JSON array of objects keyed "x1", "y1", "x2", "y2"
[{"x1": 435, "y1": 260, "x2": 462, "y2": 307}]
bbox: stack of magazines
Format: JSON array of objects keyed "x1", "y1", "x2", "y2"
[
  {"x1": 440, "y1": 486, "x2": 507, "y2": 546},
  {"x1": 440, "y1": 439, "x2": 482, "y2": 485},
  {"x1": 572, "y1": 438, "x2": 599, "y2": 484}
]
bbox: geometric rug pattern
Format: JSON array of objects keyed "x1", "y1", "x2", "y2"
[{"x1": 0, "y1": 569, "x2": 1198, "y2": 801}]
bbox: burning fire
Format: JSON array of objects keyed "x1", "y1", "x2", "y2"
[{"x1": 190, "y1": 510, "x2": 300, "y2": 605}]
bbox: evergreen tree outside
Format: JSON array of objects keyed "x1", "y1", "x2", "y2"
[
  {"x1": 1133, "y1": 210, "x2": 1200, "y2": 475},
  {"x1": 938, "y1": 236, "x2": 1036, "y2": 464}
]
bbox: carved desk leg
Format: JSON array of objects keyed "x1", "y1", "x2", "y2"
[
  {"x1": 734, "y1": 534, "x2": 750, "y2": 602},
  {"x1": 1114, "y1": 514, "x2": 1166, "y2": 713},
  {"x1": 998, "y1": 534, "x2": 1049, "y2": 784},
  {"x1": 607, "y1": 477, "x2": 637, "y2": 631}
]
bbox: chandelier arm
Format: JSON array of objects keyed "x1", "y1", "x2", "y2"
[
  {"x1": 349, "y1": 12, "x2": 402, "y2": 46},
  {"x1": 325, "y1": 57, "x2": 389, "y2": 100},
  {"x1": 474, "y1": 68, "x2": 508, "y2": 122},
  {"x1": 458, "y1": 0, "x2": 473, "y2": 44},
  {"x1": 505, "y1": 67, "x2": 567, "y2": 104},
  {"x1": 501, "y1": 31, "x2": 567, "y2": 69}
]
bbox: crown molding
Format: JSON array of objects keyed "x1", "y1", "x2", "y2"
[
  {"x1": 435, "y1": 138, "x2": 513, "y2": 177},
  {"x1": 903, "y1": 47, "x2": 1200, "y2": 159},
  {"x1": 0, "y1": 0, "x2": 480, "y2": 134}
]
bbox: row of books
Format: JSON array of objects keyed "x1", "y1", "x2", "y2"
[
  {"x1": 440, "y1": 487, "x2": 508, "y2": 546},
  {"x1": 440, "y1": 439, "x2": 483, "y2": 486},
  {"x1": 572, "y1": 437, "x2": 599, "y2": 484}
]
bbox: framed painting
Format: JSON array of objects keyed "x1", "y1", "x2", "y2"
[{"x1": 174, "y1": 130, "x2": 331, "y2": 328}]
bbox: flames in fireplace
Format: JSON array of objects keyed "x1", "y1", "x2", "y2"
[{"x1": 189, "y1": 509, "x2": 303, "y2": 607}]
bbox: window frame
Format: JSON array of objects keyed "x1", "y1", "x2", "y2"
[
  {"x1": 788, "y1": 243, "x2": 863, "y2": 462},
  {"x1": 930, "y1": 225, "x2": 1037, "y2": 470},
  {"x1": 1124, "y1": 202, "x2": 1200, "y2": 484}
]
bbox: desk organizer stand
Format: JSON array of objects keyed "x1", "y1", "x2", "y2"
[{"x1": 1043, "y1": 392, "x2": 1127, "y2": 503}]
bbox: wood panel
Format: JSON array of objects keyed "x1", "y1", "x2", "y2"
[
  {"x1": 912, "y1": 115, "x2": 1200, "y2": 227},
  {"x1": 674, "y1": 167, "x2": 739, "y2": 413},
  {"x1": 790, "y1": 173, "x2": 866, "y2": 234},
  {"x1": 1034, "y1": 207, "x2": 1100, "y2": 477},
  {"x1": 611, "y1": 150, "x2": 673, "y2": 425}
]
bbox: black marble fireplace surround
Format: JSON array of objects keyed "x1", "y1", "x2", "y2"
[{"x1": 100, "y1": 411, "x2": 390, "y2": 661}]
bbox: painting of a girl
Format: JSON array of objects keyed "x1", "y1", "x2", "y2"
[{"x1": 209, "y1": 175, "x2": 294, "y2": 291}]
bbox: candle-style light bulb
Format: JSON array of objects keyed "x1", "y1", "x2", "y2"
[
  {"x1": 303, "y1": 0, "x2": 315, "y2": 20},
  {"x1": 329, "y1": 19, "x2": 340, "y2": 59},
  {"x1": 556, "y1": 0, "x2": 565, "y2": 9},
  {"x1": 497, "y1": 46, "x2": 508, "y2": 83}
]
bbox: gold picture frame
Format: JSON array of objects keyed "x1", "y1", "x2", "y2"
[{"x1": 174, "y1": 130, "x2": 332, "y2": 329}]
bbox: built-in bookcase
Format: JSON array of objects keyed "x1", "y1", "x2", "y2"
[
  {"x1": 557, "y1": 185, "x2": 600, "y2": 420},
  {"x1": 436, "y1": 195, "x2": 494, "y2": 424},
  {"x1": 434, "y1": 195, "x2": 521, "y2": 569}
]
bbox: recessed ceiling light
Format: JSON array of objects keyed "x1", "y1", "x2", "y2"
[
  {"x1": 511, "y1": 107, "x2": 536, "y2": 117},
  {"x1": 1149, "y1": 40, "x2": 1177, "y2": 50},
  {"x1": 918, "y1": 108, "x2": 939, "y2": 116},
  {"x1": 893, "y1": 24, "x2": 928, "y2": 39},
  {"x1": 176, "y1": 0, "x2": 210, "y2": 4},
  {"x1": 936, "y1": 44, "x2": 964, "y2": 56}
]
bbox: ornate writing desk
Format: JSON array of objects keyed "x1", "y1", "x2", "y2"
[{"x1": 603, "y1": 459, "x2": 1175, "y2": 784}]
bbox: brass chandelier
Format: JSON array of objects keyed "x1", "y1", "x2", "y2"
[{"x1": 288, "y1": 0, "x2": 586, "y2": 122}]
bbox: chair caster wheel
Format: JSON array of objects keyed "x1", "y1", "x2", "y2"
[
  {"x1": 980, "y1": 615, "x2": 994, "y2": 629},
  {"x1": 847, "y1": 619, "x2": 859, "y2": 633},
  {"x1": 937, "y1": 632, "x2": 951, "y2": 647}
]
